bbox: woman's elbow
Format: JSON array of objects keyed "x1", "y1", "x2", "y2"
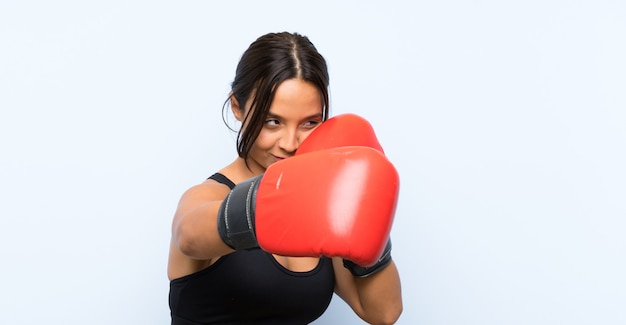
[
  {"x1": 173, "y1": 222, "x2": 199, "y2": 257},
  {"x1": 386, "y1": 303, "x2": 403, "y2": 325},
  {"x1": 364, "y1": 302, "x2": 403, "y2": 325},
  {"x1": 381, "y1": 305, "x2": 403, "y2": 325}
]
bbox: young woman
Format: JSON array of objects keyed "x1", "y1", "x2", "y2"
[{"x1": 168, "y1": 32, "x2": 402, "y2": 325}]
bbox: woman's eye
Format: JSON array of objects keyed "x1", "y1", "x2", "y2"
[
  {"x1": 265, "y1": 119, "x2": 280, "y2": 126},
  {"x1": 303, "y1": 120, "x2": 321, "y2": 128}
]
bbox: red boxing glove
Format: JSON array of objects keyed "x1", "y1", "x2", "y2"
[
  {"x1": 296, "y1": 113, "x2": 397, "y2": 271},
  {"x1": 297, "y1": 113, "x2": 384, "y2": 154},
  {"x1": 256, "y1": 146, "x2": 398, "y2": 266}
]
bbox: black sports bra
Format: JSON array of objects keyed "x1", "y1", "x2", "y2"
[{"x1": 207, "y1": 172, "x2": 236, "y2": 189}]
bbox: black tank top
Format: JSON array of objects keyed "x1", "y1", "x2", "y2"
[{"x1": 169, "y1": 173, "x2": 335, "y2": 325}]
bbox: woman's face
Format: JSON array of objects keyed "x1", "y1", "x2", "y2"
[{"x1": 235, "y1": 78, "x2": 324, "y2": 173}]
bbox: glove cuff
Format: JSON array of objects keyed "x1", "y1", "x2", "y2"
[
  {"x1": 343, "y1": 239, "x2": 392, "y2": 278},
  {"x1": 216, "y1": 174, "x2": 262, "y2": 250}
]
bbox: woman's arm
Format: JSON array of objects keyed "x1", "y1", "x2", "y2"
[
  {"x1": 171, "y1": 182, "x2": 234, "y2": 260},
  {"x1": 333, "y1": 257, "x2": 403, "y2": 325}
]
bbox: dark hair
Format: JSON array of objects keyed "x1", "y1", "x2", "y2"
[{"x1": 222, "y1": 32, "x2": 330, "y2": 160}]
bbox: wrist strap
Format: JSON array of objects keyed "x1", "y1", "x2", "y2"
[
  {"x1": 216, "y1": 175, "x2": 262, "y2": 250},
  {"x1": 343, "y1": 239, "x2": 392, "y2": 278}
]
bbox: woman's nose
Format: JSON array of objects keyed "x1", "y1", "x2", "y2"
[{"x1": 279, "y1": 129, "x2": 300, "y2": 153}]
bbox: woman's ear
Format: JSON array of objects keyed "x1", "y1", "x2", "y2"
[{"x1": 230, "y1": 94, "x2": 244, "y2": 122}]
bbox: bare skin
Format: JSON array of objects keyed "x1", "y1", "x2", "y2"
[{"x1": 168, "y1": 79, "x2": 402, "y2": 324}]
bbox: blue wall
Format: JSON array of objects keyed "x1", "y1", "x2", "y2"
[{"x1": 1, "y1": 1, "x2": 625, "y2": 324}]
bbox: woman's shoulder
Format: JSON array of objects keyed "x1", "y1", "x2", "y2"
[
  {"x1": 178, "y1": 183, "x2": 228, "y2": 207},
  {"x1": 180, "y1": 160, "x2": 242, "y2": 199},
  {"x1": 183, "y1": 158, "x2": 263, "y2": 200},
  {"x1": 180, "y1": 174, "x2": 233, "y2": 204}
]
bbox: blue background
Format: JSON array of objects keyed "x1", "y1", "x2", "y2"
[{"x1": 1, "y1": 1, "x2": 625, "y2": 324}]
